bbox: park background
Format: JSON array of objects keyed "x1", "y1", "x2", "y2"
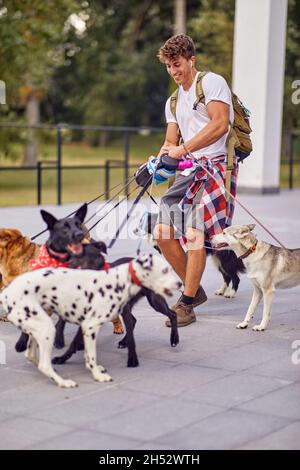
[{"x1": 0, "y1": 0, "x2": 299, "y2": 206}]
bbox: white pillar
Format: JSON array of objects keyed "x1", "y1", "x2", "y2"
[{"x1": 232, "y1": 0, "x2": 288, "y2": 193}]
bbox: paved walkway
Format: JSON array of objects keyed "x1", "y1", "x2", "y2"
[{"x1": 0, "y1": 190, "x2": 299, "y2": 449}]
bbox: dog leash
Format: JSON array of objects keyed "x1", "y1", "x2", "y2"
[
  {"x1": 31, "y1": 174, "x2": 136, "y2": 241},
  {"x1": 85, "y1": 175, "x2": 136, "y2": 224},
  {"x1": 87, "y1": 183, "x2": 140, "y2": 233},
  {"x1": 184, "y1": 151, "x2": 286, "y2": 249},
  {"x1": 108, "y1": 174, "x2": 153, "y2": 250}
]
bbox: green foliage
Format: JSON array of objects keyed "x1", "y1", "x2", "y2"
[
  {"x1": 189, "y1": 0, "x2": 234, "y2": 85},
  {"x1": 0, "y1": 0, "x2": 299, "y2": 161},
  {"x1": 283, "y1": 0, "x2": 300, "y2": 130}
]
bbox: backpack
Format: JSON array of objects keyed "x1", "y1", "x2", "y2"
[{"x1": 169, "y1": 71, "x2": 253, "y2": 163}]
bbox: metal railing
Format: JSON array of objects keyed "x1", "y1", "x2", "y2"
[{"x1": 0, "y1": 122, "x2": 164, "y2": 205}]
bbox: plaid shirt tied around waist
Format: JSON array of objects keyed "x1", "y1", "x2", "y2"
[{"x1": 179, "y1": 155, "x2": 238, "y2": 241}]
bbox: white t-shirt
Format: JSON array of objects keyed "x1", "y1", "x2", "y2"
[{"x1": 165, "y1": 71, "x2": 234, "y2": 161}]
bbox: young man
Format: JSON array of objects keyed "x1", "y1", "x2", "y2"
[{"x1": 154, "y1": 34, "x2": 238, "y2": 327}]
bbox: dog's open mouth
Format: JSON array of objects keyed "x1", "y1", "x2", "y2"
[
  {"x1": 213, "y1": 242, "x2": 229, "y2": 249},
  {"x1": 67, "y1": 243, "x2": 83, "y2": 255}
]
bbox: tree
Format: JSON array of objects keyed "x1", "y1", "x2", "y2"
[
  {"x1": 189, "y1": 0, "x2": 235, "y2": 85},
  {"x1": 282, "y1": 0, "x2": 300, "y2": 158},
  {"x1": 0, "y1": 0, "x2": 79, "y2": 164}
]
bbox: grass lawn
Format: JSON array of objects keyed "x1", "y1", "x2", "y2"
[
  {"x1": 0, "y1": 134, "x2": 299, "y2": 207},
  {"x1": 0, "y1": 133, "x2": 167, "y2": 206}
]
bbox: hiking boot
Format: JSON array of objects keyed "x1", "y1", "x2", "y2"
[
  {"x1": 165, "y1": 302, "x2": 196, "y2": 328},
  {"x1": 172, "y1": 285, "x2": 207, "y2": 311}
]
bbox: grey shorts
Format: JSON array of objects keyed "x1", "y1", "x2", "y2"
[{"x1": 157, "y1": 172, "x2": 205, "y2": 237}]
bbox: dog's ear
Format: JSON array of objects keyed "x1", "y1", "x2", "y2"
[
  {"x1": 75, "y1": 203, "x2": 88, "y2": 223},
  {"x1": 40, "y1": 210, "x2": 57, "y2": 230},
  {"x1": 92, "y1": 241, "x2": 107, "y2": 254},
  {"x1": 247, "y1": 224, "x2": 256, "y2": 232},
  {"x1": 235, "y1": 225, "x2": 253, "y2": 239}
]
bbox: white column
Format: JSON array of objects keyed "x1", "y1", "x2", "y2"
[{"x1": 232, "y1": 0, "x2": 288, "y2": 193}]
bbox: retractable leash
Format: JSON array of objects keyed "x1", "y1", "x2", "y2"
[
  {"x1": 185, "y1": 151, "x2": 286, "y2": 249},
  {"x1": 141, "y1": 155, "x2": 216, "y2": 250},
  {"x1": 30, "y1": 174, "x2": 136, "y2": 241}
]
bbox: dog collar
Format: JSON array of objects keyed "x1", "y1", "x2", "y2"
[
  {"x1": 46, "y1": 244, "x2": 70, "y2": 261},
  {"x1": 239, "y1": 241, "x2": 258, "y2": 259},
  {"x1": 128, "y1": 261, "x2": 142, "y2": 287},
  {"x1": 103, "y1": 262, "x2": 110, "y2": 271}
]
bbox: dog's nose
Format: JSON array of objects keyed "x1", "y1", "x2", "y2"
[{"x1": 74, "y1": 231, "x2": 84, "y2": 242}]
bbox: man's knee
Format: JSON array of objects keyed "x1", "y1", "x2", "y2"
[
  {"x1": 185, "y1": 227, "x2": 205, "y2": 250},
  {"x1": 153, "y1": 223, "x2": 174, "y2": 243}
]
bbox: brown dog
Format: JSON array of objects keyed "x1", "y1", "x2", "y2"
[
  {"x1": 0, "y1": 227, "x2": 123, "y2": 334},
  {"x1": 0, "y1": 228, "x2": 40, "y2": 290}
]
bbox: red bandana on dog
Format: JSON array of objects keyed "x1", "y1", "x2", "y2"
[{"x1": 29, "y1": 244, "x2": 69, "y2": 270}]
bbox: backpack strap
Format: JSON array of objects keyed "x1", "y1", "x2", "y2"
[
  {"x1": 170, "y1": 88, "x2": 179, "y2": 119},
  {"x1": 225, "y1": 127, "x2": 238, "y2": 201},
  {"x1": 193, "y1": 71, "x2": 209, "y2": 110}
]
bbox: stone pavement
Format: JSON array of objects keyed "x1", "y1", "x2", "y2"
[{"x1": 0, "y1": 190, "x2": 299, "y2": 450}]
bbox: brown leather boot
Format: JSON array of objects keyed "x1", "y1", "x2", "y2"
[
  {"x1": 172, "y1": 285, "x2": 207, "y2": 311},
  {"x1": 165, "y1": 301, "x2": 196, "y2": 327}
]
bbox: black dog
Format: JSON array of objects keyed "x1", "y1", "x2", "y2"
[
  {"x1": 134, "y1": 211, "x2": 245, "y2": 298},
  {"x1": 52, "y1": 241, "x2": 179, "y2": 367},
  {"x1": 15, "y1": 203, "x2": 88, "y2": 353}
]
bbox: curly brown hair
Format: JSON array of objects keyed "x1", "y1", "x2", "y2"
[{"x1": 157, "y1": 34, "x2": 196, "y2": 63}]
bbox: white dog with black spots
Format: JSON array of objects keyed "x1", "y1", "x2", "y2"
[{"x1": 0, "y1": 253, "x2": 181, "y2": 387}]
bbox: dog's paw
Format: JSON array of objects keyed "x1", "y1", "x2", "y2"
[
  {"x1": 15, "y1": 341, "x2": 28, "y2": 353},
  {"x1": 127, "y1": 356, "x2": 139, "y2": 368},
  {"x1": 224, "y1": 288, "x2": 236, "y2": 298},
  {"x1": 252, "y1": 324, "x2": 265, "y2": 331},
  {"x1": 118, "y1": 338, "x2": 127, "y2": 349},
  {"x1": 112, "y1": 318, "x2": 124, "y2": 335},
  {"x1": 214, "y1": 288, "x2": 225, "y2": 296},
  {"x1": 93, "y1": 370, "x2": 113, "y2": 382},
  {"x1": 170, "y1": 331, "x2": 179, "y2": 347},
  {"x1": 52, "y1": 355, "x2": 66, "y2": 365},
  {"x1": 58, "y1": 379, "x2": 78, "y2": 388},
  {"x1": 113, "y1": 326, "x2": 124, "y2": 335},
  {"x1": 236, "y1": 321, "x2": 248, "y2": 329}
]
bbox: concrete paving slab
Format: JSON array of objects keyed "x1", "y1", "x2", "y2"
[
  {"x1": 156, "y1": 409, "x2": 291, "y2": 450},
  {"x1": 0, "y1": 190, "x2": 300, "y2": 449}
]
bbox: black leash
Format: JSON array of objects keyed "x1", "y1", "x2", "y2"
[
  {"x1": 30, "y1": 174, "x2": 136, "y2": 241},
  {"x1": 85, "y1": 175, "x2": 136, "y2": 224},
  {"x1": 87, "y1": 183, "x2": 140, "y2": 233},
  {"x1": 108, "y1": 174, "x2": 153, "y2": 250}
]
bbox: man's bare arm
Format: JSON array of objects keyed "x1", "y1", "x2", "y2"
[
  {"x1": 168, "y1": 100, "x2": 230, "y2": 159},
  {"x1": 158, "y1": 122, "x2": 180, "y2": 156}
]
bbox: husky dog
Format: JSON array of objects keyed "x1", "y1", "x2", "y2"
[{"x1": 213, "y1": 224, "x2": 300, "y2": 331}]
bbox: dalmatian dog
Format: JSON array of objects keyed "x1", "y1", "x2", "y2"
[{"x1": 0, "y1": 253, "x2": 181, "y2": 388}]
